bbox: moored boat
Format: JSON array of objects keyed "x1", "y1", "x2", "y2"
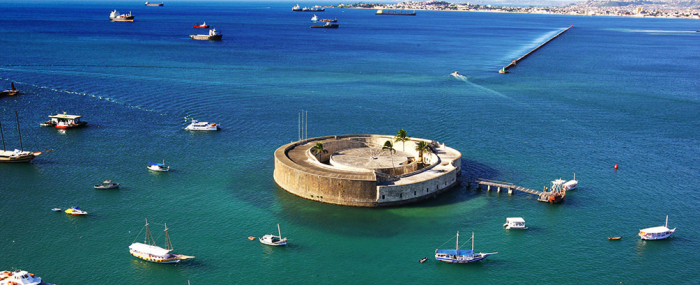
[
  {"x1": 193, "y1": 22, "x2": 209, "y2": 28},
  {"x1": 145, "y1": 2, "x2": 164, "y2": 6},
  {"x1": 147, "y1": 160, "x2": 170, "y2": 172},
  {"x1": 319, "y1": 18, "x2": 337, "y2": 22},
  {"x1": 190, "y1": 28, "x2": 222, "y2": 41},
  {"x1": 503, "y1": 217, "x2": 528, "y2": 230},
  {"x1": 608, "y1": 236, "x2": 622, "y2": 240},
  {"x1": 563, "y1": 174, "x2": 578, "y2": 190},
  {"x1": 375, "y1": 9, "x2": 416, "y2": 15},
  {"x1": 65, "y1": 206, "x2": 87, "y2": 215},
  {"x1": 639, "y1": 215, "x2": 676, "y2": 240},
  {"x1": 109, "y1": 10, "x2": 134, "y2": 22},
  {"x1": 419, "y1": 257, "x2": 427, "y2": 263},
  {"x1": 43, "y1": 113, "x2": 87, "y2": 129},
  {"x1": 0, "y1": 269, "x2": 47, "y2": 285},
  {"x1": 260, "y1": 224, "x2": 288, "y2": 246},
  {"x1": 184, "y1": 119, "x2": 220, "y2": 131},
  {"x1": 94, "y1": 180, "x2": 120, "y2": 189},
  {"x1": 129, "y1": 219, "x2": 194, "y2": 263},
  {"x1": 0, "y1": 111, "x2": 51, "y2": 163},
  {"x1": 538, "y1": 178, "x2": 566, "y2": 203},
  {"x1": 311, "y1": 14, "x2": 318, "y2": 22},
  {"x1": 311, "y1": 22, "x2": 339, "y2": 28},
  {"x1": 0, "y1": 82, "x2": 19, "y2": 96},
  {"x1": 435, "y1": 232, "x2": 496, "y2": 264}
]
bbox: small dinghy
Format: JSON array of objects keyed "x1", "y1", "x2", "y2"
[
  {"x1": 608, "y1": 236, "x2": 622, "y2": 240},
  {"x1": 94, "y1": 180, "x2": 120, "y2": 189},
  {"x1": 51, "y1": 208, "x2": 61, "y2": 212},
  {"x1": 419, "y1": 257, "x2": 428, "y2": 263}
]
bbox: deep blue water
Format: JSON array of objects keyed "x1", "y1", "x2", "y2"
[{"x1": 1, "y1": 1, "x2": 699, "y2": 284}]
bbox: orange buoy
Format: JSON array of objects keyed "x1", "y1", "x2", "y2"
[
  {"x1": 248, "y1": 236, "x2": 256, "y2": 240},
  {"x1": 614, "y1": 164, "x2": 618, "y2": 170}
]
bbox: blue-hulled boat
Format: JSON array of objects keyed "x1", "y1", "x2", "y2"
[
  {"x1": 435, "y1": 232, "x2": 496, "y2": 264},
  {"x1": 147, "y1": 160, "x2": 170, "y2": 172}
]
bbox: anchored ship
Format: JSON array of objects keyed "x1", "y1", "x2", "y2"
[
  {"x1": 129, "y1": 219, "x2": 194, "y2": 263},
  {"x1": 109, "y1": 10, "x2": 134, "y2": 22},
  {"x1": 190, "y1": 28, "x2": 222, "y2": 41},
  {"x1": 145, "y1": 2, "x2": 164, "y2": 6}
]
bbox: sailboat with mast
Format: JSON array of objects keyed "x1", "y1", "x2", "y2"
[
  {"x1": 259, "y1": 224, "x2": 287, "y2": 246},
  {"x1": 435, "y1": 232, "x2": 497, "y2": 263},
  {"x1": 0, "y1": 111, "x2": 51, "y2": 163},
  {"x1": 129, "y1": 219, "x2": 194, "y2": 263}
]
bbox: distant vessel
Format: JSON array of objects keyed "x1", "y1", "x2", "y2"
[
  {"x1": 292, "y1": 4, "x2": 302, "y2": 11},
  {"x1": 450, "y1": 71, "x2": 466, "y2": 79},
  {"x1": 563, "y1": 174, "x2": 578, "y2": 190},
  {"x1": 260, "y1": 224, "x2": 288, "y2": 246},
  {"x1": 499, "y1": 67, "x2": 509, "y2": 74},
  {"x1": 193, "y1": 22, "x2": 209, "y2": 28},
  {"x1": 503, "y1": 217, "x2": 528, "y2": 230},
  {"x1": 435, "y1": 232, "x2": 496, "y2": 263},
  {"x1": 190, "y1": 28, "x2": 222, "y2": 41},
  {"x1": 319, "y1": 18, "x2": 337, "y2": 22},
  {"x1": 0, "y1": 111, "x2": 51, "y2": 163},
  {"x1": 608, "y1": 236, "x2": 622, "y2": 240},
  {"x1": 311, "y1": 14, "x2": 318, "y2": 22},
  {"x1": 0, "y1": 82, "x2": 18, "y2": 96},
  {"x1": 293, "y1": 4, "x2": 324, "y2": 11},
  {"x1": 144, "y1": 2, "x2": 164, "y2": 6},
  {"x1": 129, "y1": 219, "x2": 195, "y2": 263},
  {"x1": 184, "y1": 119, "x2": 220, "y2": 131},
  {"x1": 94, "y1": 180, "x2": 120, "y2": 189},
  {"x1": 0, "y1": 270, "x2": 47, "y2": 285},
  {"x1": 109, "y1": 10, "x2": 134, "y2": 22},
  {"x1": 375, "y1": 9, "x2": 416, "y2": 16},
  {"x1": 41, "y1": 113, "x2": 87, "y2": 129},
  {"x1": 639, "y1": 215, "x2": 676, "y2": 240},
  {"x1": 147, "y1": 160, "x2": 170, "y2": 172},
  {"x1": 311, "y1": 22, "x2": 339, "y2": 28},
  {"x1": 65, "y1": 206, "x2": 87, "y2": 215},
  {"x1": 51, "y1": 208, "x2": 61, "y2": 212}
]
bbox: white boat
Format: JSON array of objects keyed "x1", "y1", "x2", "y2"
[
  {"x1": 42, "y1": 113, "x2": 87, "y2": 129},
  {"x1": 147, "y1": 160, "x2": 170, "y2": 172},
  {"x1": 109, "y1": 10, "x2": 134, "y2": 22},
  {"x1": 435, "y1": 232, "x2": 496, "y2": 264},
  {"x1": 260, "y1": 224, "x2": 287, "y2": 246},
  {"x1": 51, "y1": 208, "x2": 61, "y2": 212},
  {"x1": 563, "y1": 174, "x2": 578, "y2": 190},
  {"x1": 94, "y1": 180, "x2": 120, "y2": 189},
  {"x1": 503, "y1": 217, "x2": 528, "y2": 230},
  {"x1": 311, "y1": 14, "x2": 318, "y2": 21},
  {"x1": 184, "y1": 119, "x2": 220, "y2": 131},
  {"x1": 0, "y1": 270, "x2": 46, "y2": 285},
  {"x1": 639, "y1": 215, "x2": 676, "y2": 240},
  {"x1": 129, "y1": 219, "x2": 194, "y2": 263}
]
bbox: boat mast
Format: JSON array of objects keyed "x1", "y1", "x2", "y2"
[
  {"x1": 15, "y1": 111, "x2": 23, "y2": 151},
  {"x1": 0, "y1": 119, "x2": 5, "y2": 151},
  {"x1": 164, "y1": 223, "x2": 173, "y2": 251},
  {"x1": 456, "y1": 231, "x2": 459, "y2": 250},
  {"x1": 665, "y1": 215, "x2": 668, "y2": 228},
  {"x1": 277, "y1": 223, "x2": 281, "y2": 238},
  {"x1": 471, "y1": 232, "x2": 474, "y2": 251},
  {"x1": 144, "y1": 219, "x2": 156, "y2": 246}
]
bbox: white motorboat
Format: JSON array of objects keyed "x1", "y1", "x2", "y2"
[
  {"x1": 563, "y1": 173, "x2": 578, "y2": 190},
  {"x1": 129, "y1": 219, "x2": 194, "y2": 263},
  {"x1": 639, "y1": 215, "x2": 676, "y2": 240},
  {"x1": 94, "y1": 180, "x2": 120, "y2": 189},
  {"x1": 260, "y1": 224, "x2": 287, "y2": 246},
  {"x1": 435, "y1": 232, "x2": 496, "y2": 264},
  {"x1": 503, "y1": 217, "x2": 528, "y2": 230},
  {"x1": 184, "y1": 119, "x2": 220, "y2": 131},
  {"x1": 0, "y1": 270, "x2": 45, "y2": 285},
  {"x1": 147, "y1": 160, "x2": 170, "y2": 172}
]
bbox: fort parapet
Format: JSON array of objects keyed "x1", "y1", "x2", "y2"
[{"x1": 273, "y1": 134, "x2": 462, "y2": 207}]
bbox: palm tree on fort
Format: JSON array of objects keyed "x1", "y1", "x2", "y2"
[
  {"x1": 394, "y1": 129, "x2": 410, "y2": 152},
  {"x1": 382, "y1": 140, "x2": 396, "y2": 171},
  {"x1": 311, "y1": 142, "x2": 328, "y2": 162},
  {"x1": 415, "y1": 140, "x2": 431, "y2": 165}
]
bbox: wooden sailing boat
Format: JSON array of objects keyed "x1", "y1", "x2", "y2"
[
  {"x1": 434, "y1": 232, "x2": 497, "y2": 263},
  {"x1": 0, "y1": 111, "x2": 52, "y2": 163},
  {"x1": 260, "y1": 224, "x2": 288, "y2": 246},
  {"x1": 129, "y1": 219, "x2": 194, "y2": 263},
  {"x1": 0, "y1": 82, "x2": 18, "y2": 96}
]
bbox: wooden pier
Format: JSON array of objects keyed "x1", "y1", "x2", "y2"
[
  {"x1": 471, "y1": 179, "x2": 563, "y2": 203},
  {"x1": 499, "y1": 25, "x2": 573, "y2": 74}
]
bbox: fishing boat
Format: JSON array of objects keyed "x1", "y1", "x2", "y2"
[
  {"x1": 608, "y1": 236, "x2": 622, "y2": 240},
  {"x1": 184, "y1": 119, "x2": 220, "y2": 131},
  {"x1": 311, "y1": 14, "x2": 318, "y2": 22},
  {"x1": 375, "y1": 9, "x2": 416, "y2": 16},
  {"x1": 109, "y1": 10, "x2": 134, "y2": 22},
  {"x1": 260, "y1": 224, "x2": 287, "y2": 246},
  {"x1": 0, "y1": 111, "x2": 51, "y2": 163},
  {"x1": 319, "y1": 18, "x2": 337, "y2": 22},
  {"x1": 563, "y1": 174, "x2": 578, "y2": 190},
  {"x1": 419, "y1": 257, "x2": 427, "y2": 263},
  {"x1": 190, "y1": 28, "x2": 222, "y2": 41},
  {"x1": 129, "y1": 219, "x2": 194, "y2": 263},
  {"x1": 503, "y1": 217, "x2": 528, "y2": 230},
  {"x1": 144, "y1": 2, "x2": 164, "y2": 6},
  {"x1": 435, "y1": 232, "x2": 497, "y2": 264},
  {"x1": 65, "y1": 206, "x2": 87, "y2": 215},
  {"x1": 147, "y1": 160, "x2": 169, "y2": 172},
  {"x1": 94, "y1": 180, "x2": 120, "y2": 189},
  {"x1": 193, "y1": 22, "x2": 209, "y2": 28},
  {"x1": 42, "y1": 113, "x2": 87, "y2": 129},
  {"x1": 311, "y1": 22, "x2": 339, "y2": 29},
  {"x1": 0, "y1": 82, "x2": 18, "y2": 96},
  {"x1": 639, "y1": 215, "x2": 676, "y2": 240},
  {"x1": 537, "y1": 179, "x2": 566, "y2": 204},
  {"x1": 0, "y1": 270, "x2": 46, "y2": 285}
]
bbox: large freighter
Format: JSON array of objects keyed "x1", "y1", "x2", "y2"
[
  {"x1": 144, "y1": 2, "x2": 164, "y2": 6},
  {"x1": 190, "y1": 28, "x2": 222, "y2": 41},
  {"x1": 109, "y1": 10, "x2": 134, "y2": 22}
]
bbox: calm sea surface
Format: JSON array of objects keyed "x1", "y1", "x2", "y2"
[{"x1": 1, "y1": 1, "x2": 699, "y2": 284}]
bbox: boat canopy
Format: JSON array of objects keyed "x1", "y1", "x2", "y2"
[
  {"x1": 506, "y1": 217, "x2": 525, "y2": 223},
  {"x1": 640, "y1": 226, "x2": 671, "y2": 233},
  {"x1": 436, "y1": 249, "x2": 474, "y2": 256},
  {"x1": 148, "y1": 162, "x2": 164, "y2": 166},
  {"x1": 129, "y1": 242, "x2": 171, "y2": 257},
  {"x1": 49, "y1": 114, "x2": 82, "y2": 119}
]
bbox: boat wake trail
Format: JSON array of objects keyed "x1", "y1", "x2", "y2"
[{"x1": 450, "y1": 73, "x2": 468, "y2": 82}]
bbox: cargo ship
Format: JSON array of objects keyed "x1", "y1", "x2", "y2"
[
  {"x1": 311, "y1": 22, "x2": 338, "y2": 28},
  {"x1": 109, "y1": 10, "x2": 134, "y2": 22},
  {"x1": 190, "y1": 28, "x2": 222, "y2": 41},
  {"x1": 145, "y1": 2, "x2": 164, "y2": 6},
  {"x1": 375, "y1": 9, "x2": 416, "y2": 15}
]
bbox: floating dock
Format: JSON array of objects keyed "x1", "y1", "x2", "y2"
[{"x1": 499, "y1": 25, "x2": 573, "y2": 74}]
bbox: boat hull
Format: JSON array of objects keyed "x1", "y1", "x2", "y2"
[
  {"x1": 129, "y1": 251, "x2": 181, "y2": 264},
  {"x1": 0, "y1": 151, "x2": 39, "y2": 163},
  {"x1": 639, "y1": 229, "x2": 675, "y2": 240},
  {"x1": 110, "y1": 18, "x2": 134, "y2": 22},
  {"x1": 311, "y1": 24, "x2": 339, "y2": 28},
  {"x1": 147, "y1": 166, "x2": 169, "y2": 172},
  {"x1": 94, "y1": 184, "x2": 120, "y2": 189},
  {"x1": 190, "y1": 34, "x2": 222, "y2": 41},
  {"x1": 435, "y1": 255, "x2": 487, "y2": 263}
]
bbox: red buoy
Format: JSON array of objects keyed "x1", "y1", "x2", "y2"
[{"x1": 614, "y1": 164, "x2": 618, "y2": 170}]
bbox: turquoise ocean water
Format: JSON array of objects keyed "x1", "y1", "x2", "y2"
[{"x1": 1, "y1": 1, "x2": 699, "y2": 284}]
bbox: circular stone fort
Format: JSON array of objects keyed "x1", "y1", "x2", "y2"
[{"x1": 273, "y1": 134, "x2": 462, "y2": 207}]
